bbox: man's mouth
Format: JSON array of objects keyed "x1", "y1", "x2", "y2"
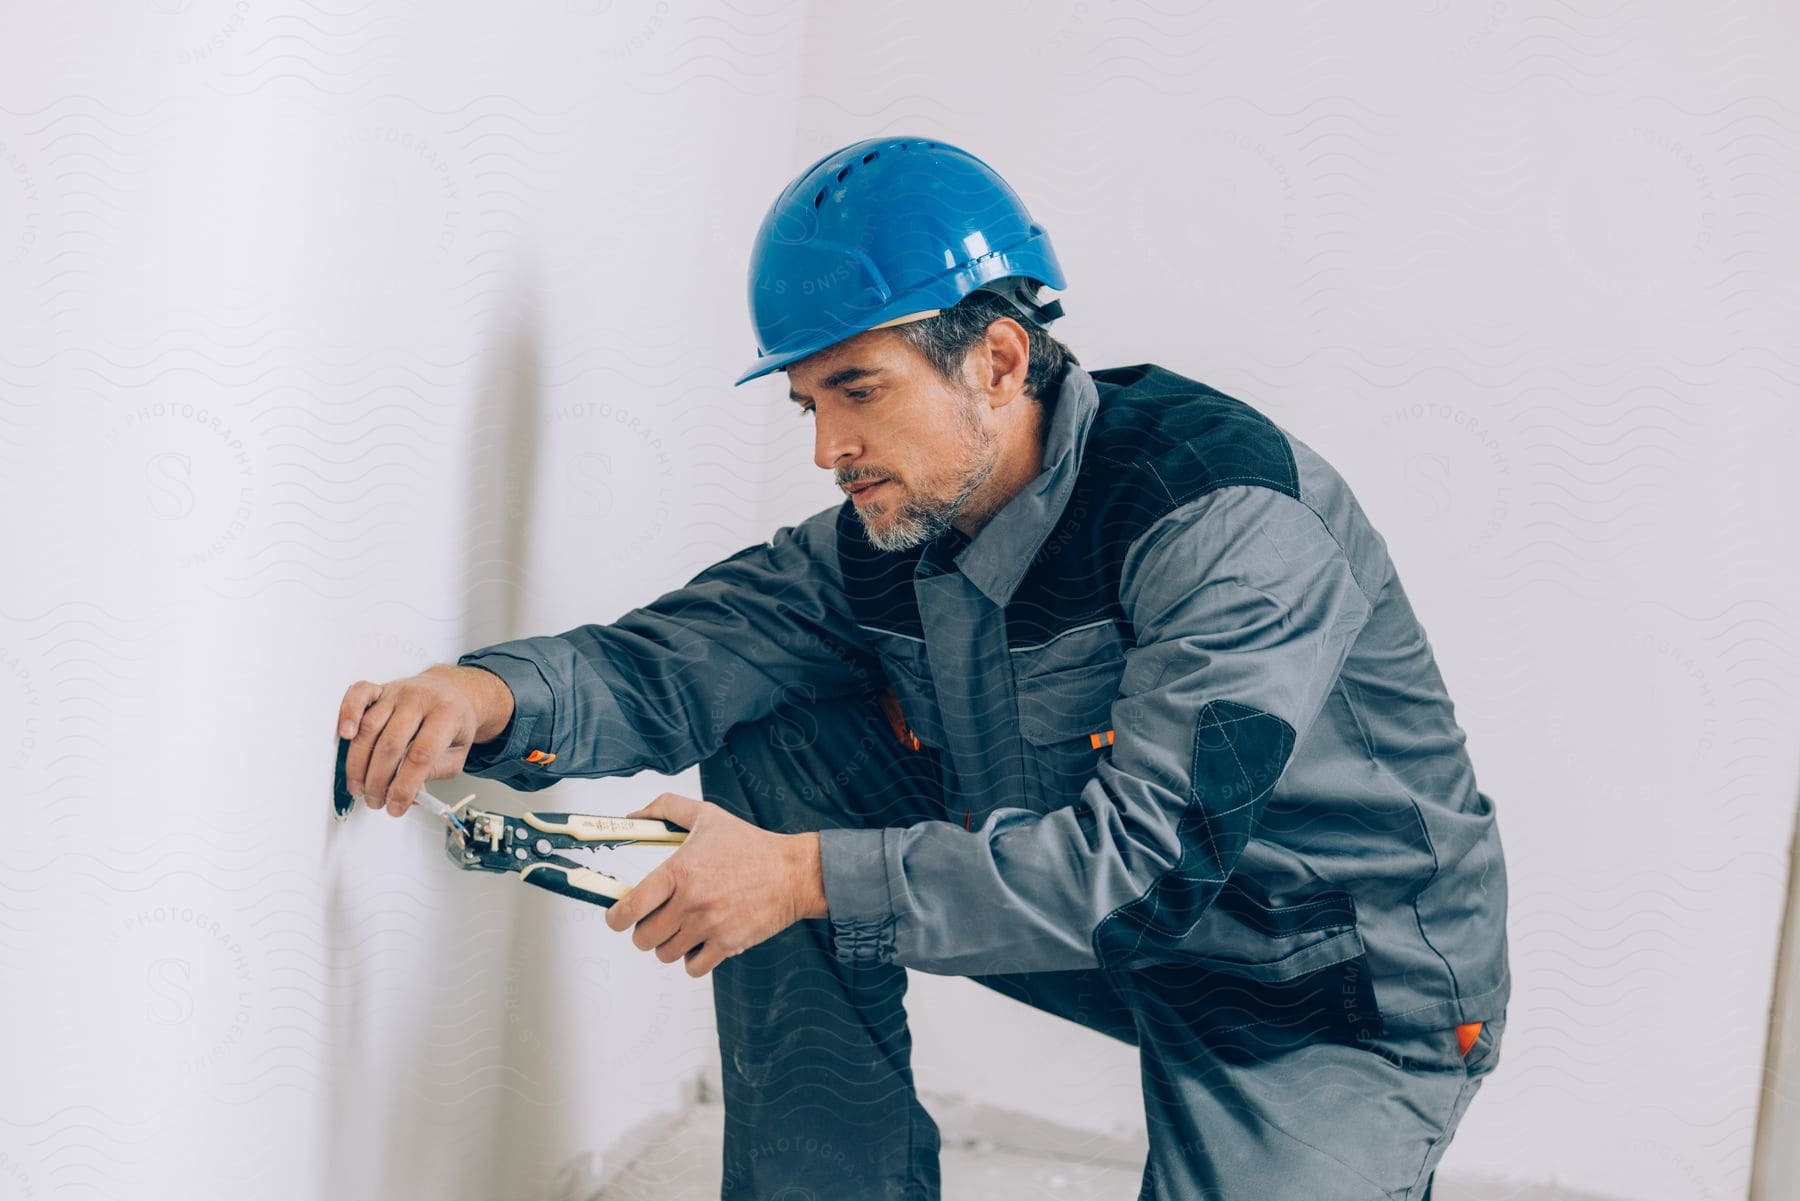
[{"x1": 845, "y1": 479, "x2": 889, "y2": 500}]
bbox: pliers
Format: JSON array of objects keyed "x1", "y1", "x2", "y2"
[
  {"x1": 443, "y1": 807, "x2": 687, "y2": 908},
  {"x1": 332, "y1": 737, "x2": 687, "y2": 908}
]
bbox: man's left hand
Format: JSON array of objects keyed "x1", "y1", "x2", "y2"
[{"x1": 603, "y1": 793, "x2": 828, "y2": 978}]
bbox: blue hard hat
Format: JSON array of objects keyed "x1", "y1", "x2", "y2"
[{"x1": 735, "y1": 136, "x2": 1067, "y2": 386}]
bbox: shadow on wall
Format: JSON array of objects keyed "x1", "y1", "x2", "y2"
[
  {"x1": 462, "y1": 313, "x2": 545, "y2": 651},
  {"x1": 316, "y1": 867, "x2": 364, "y2": 1196},
  {"x1": 1750, "y1": 783, "x2": 1800, "y2": 1201},
  {"x1": 313, "y1": 306, "x2": 554, "y2": 1201},
  {"x1": 464, "y1": 309, "x2": 555, "y2": 1200}
]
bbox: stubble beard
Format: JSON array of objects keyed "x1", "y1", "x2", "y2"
[{"x1": 859, "y1": 389, "x2": 998, "y2": 553}]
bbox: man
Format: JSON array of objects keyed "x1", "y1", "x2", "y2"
[{"x1": 337, "y1": 137, "x2": 1509, "y2": 1200}]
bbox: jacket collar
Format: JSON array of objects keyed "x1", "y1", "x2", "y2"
[{"x1": 935, "y1": 363, "x2": 1101, "y2": 607}]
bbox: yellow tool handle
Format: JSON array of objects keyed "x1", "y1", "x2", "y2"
[
  {"x1": 521, "y1": 813, "x2": 689, "y2": 844},
  {"x1": 519, "y1": 863, "x2": 631, "y2": 908}
]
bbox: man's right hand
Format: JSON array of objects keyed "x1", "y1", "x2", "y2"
[{"x1": 336, "y1": 665, "x2": 515, "y2": 817}]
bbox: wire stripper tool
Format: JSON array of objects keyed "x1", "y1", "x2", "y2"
[{"x1": 332, "y1": 736, "x2": 687, "y2": 908}]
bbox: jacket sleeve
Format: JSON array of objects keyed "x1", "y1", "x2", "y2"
[
  {"x1": 816, "y1": 484, "x2": 1375, "y2": 975},
  {"x1": 453, "y1": 504, "x2": 876, "y2": 791}
]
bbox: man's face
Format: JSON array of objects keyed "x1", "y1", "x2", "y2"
[{"x1": 786, "y1": 331, "x2": 1000, "y2": 553}]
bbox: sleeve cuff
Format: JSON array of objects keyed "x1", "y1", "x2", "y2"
[
  {"x1": 455, "y1": 650, "x2": 553, "y2": 777},
  {"x1": 818, "y1": 827, "x2": 899, "y2": 966}
]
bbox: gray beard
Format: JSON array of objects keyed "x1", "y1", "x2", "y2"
[
  {"x1": 859, "y1": 450, "x2": 997, "y2": 553},
  {"x1": 858, "y1": 384, "x2": 998, "y2": 553},
  {"x1": 861, "y1": 494, "x2": 954, "y2": 553}
]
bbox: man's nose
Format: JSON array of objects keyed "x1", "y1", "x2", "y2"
[{"x1": 812, "y1": 408, "x2": 861, "y2": 471}]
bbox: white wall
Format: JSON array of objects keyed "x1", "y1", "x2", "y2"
[
  {"x1": 1, "y1": 4, "x2": 818, "y2": 1199},
  {"x1": 3, "y1": 4, "x2": 1797, "y2": 1201}
]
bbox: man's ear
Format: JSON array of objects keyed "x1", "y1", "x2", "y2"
[{"x1": 978, "y1": 318, "x2": 1031, "y2": 407}]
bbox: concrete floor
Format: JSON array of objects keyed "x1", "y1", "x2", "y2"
[
  {"x1": 588, "y1": 1098, "x2": 1622, "y2": 1201},
  {"x1": 591, "y1": 1097, "x2": 1144, "y2": 1200}
]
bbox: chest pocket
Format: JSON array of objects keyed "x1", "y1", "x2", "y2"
[
  {"x1": 861, "y1": 628, "x2": 947, "y2": 750},
  {"x1": 1013, "y1": 620, "x2": 1129, "y2": 808}
]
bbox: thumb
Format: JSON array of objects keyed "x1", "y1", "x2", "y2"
[{"x1": 630, "y1": 791, "x2": 701, "y2": 827}]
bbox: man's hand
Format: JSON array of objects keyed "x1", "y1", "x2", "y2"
[
  {"x1": 604, "y1": 793, "x2": 828, "y2": 978},
  {"x1": 336, "y1": 664, "x2": 515, "y2": 816}
]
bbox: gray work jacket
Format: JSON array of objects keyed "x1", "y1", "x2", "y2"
[{"x1": 457, "y1": 363, "x2": 1510, "y2": 1035}]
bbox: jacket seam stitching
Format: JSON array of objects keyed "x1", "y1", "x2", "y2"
[
  {"x1": 1340, "y1": 671, "x2": 1468, "y2": 1015},
  {"x1": 1407, "y1": 796, "x2": 1467, "y2": 1010}
]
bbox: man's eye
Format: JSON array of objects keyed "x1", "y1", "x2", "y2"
[{"x1": 846, "y1": 389, "x2": 875, "y2": 401}]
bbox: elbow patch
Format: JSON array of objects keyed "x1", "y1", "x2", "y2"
[{"x1": 1093, "y1": 700, "x2": 1296, "y2": 970}]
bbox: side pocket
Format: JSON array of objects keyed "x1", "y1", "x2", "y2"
[
  {"x1": 1113, "y1": 878, "x2": 1384, "y2": 1061},
  {"x1": 1175, "y1": 879, "x2": 1369, "y2": 984},
  {"x1": 1123, "y1": 947, "x2": 1385, "y2": 1064}
]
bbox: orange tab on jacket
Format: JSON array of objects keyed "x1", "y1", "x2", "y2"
[
  {"x1": 876, "y1": 687, "x2": 922, "y2": 752},
  {"x1": 1456, "y1": 1021, "x2": 1484, "y2": 1057},
  {"x1": 524, "y1": 749, "x2": 557, "y2": 765},
  {"x1": 1088, "y1": 729, "x2": 1116, "y2": 749}
]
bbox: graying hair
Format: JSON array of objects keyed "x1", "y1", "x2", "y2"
[{"x1": 887, "y1": 282, "x2": 1079, "y2": 415}]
